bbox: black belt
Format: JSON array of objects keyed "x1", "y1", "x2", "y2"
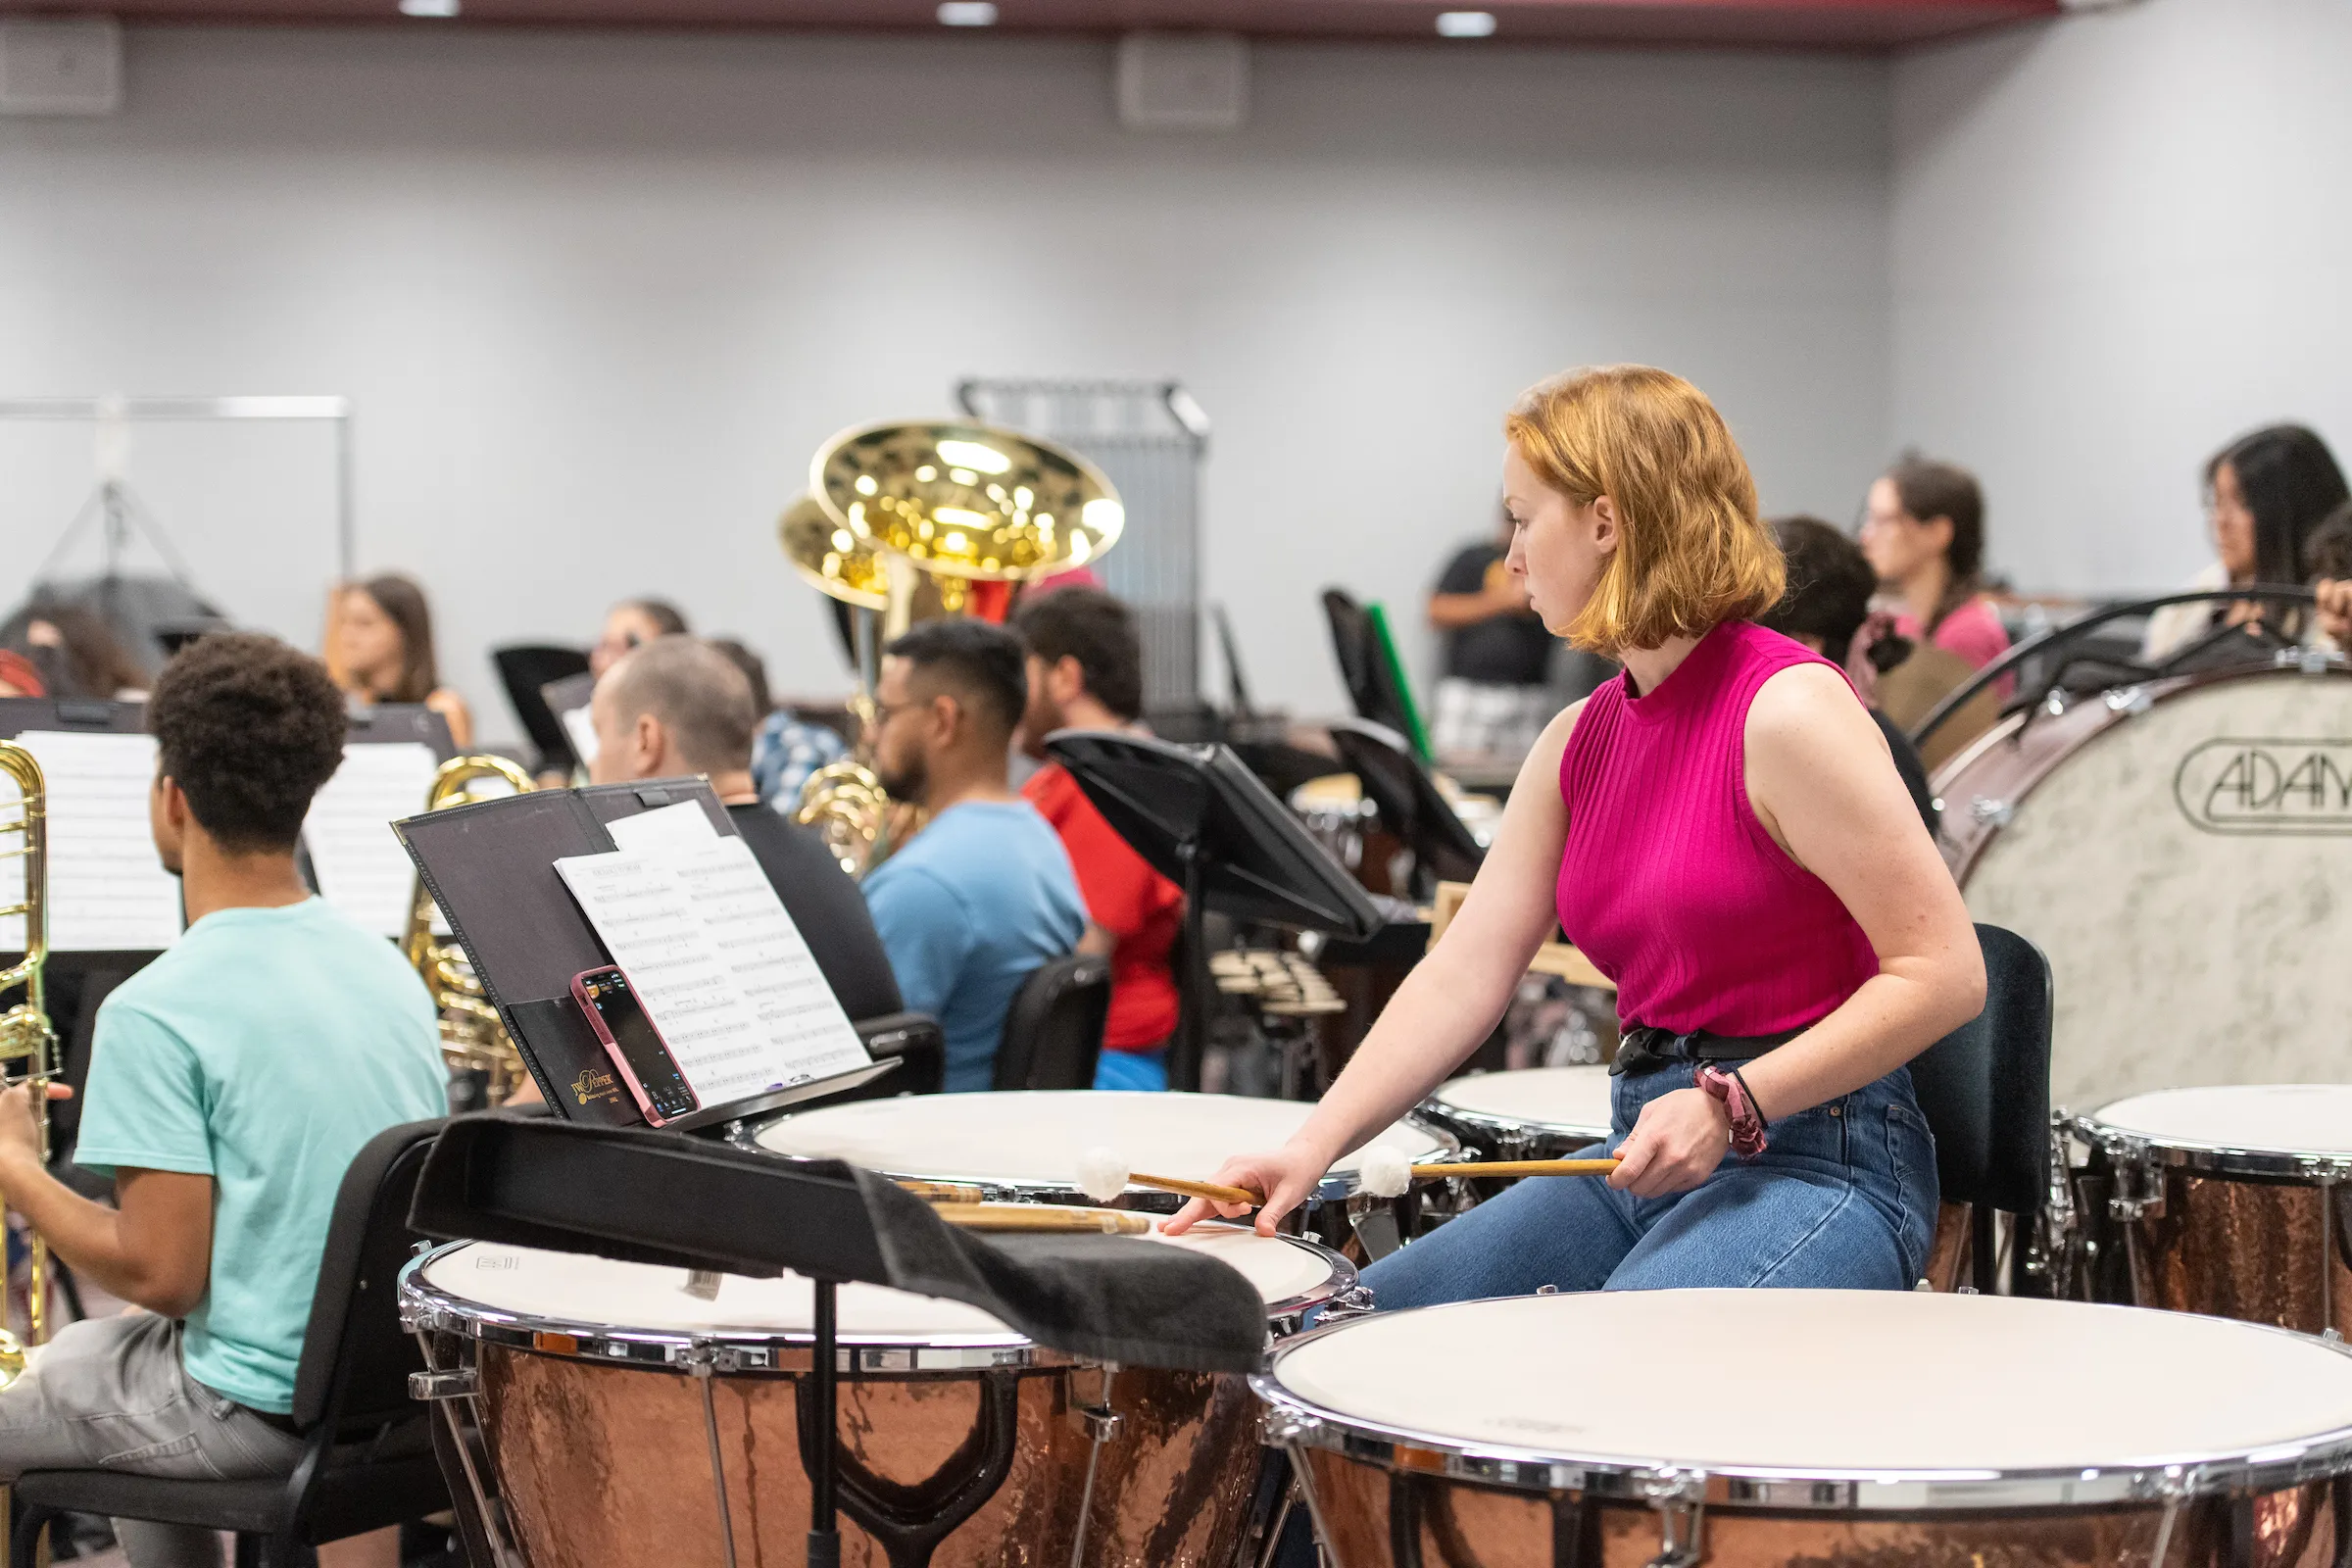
[{"x1": 1611, "y1": 1024, "x2": 1802, "y2": 1078}]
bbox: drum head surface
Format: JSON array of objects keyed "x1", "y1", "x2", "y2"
[
  {"x1": 1268, "y1": 1291, "x2": 2352, "y2": 1475},
  {"x1": 2088, "y1": 1084, "x2": 2352, "y2": 1158},
  {"x1": 1952, "y1": 671, "x2": 2352, "y2": 1106},
  {"x1": 755, "y1": 1091, "x2": 1444, "y2": 1186},
  {"x1": 1429, "y1": 1066, "x2": 1612, "y2": 1134},
  {"x1": 416, "y1": 1226, "x2": 1336, "y2": 1342}
]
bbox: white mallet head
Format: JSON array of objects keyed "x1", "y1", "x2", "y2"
[
  {"x1": 1076, "y1": 1146, "x2": 1130, "y2": 1204},
  {"x1": 1357, "y1": 1143, "x2": 1412, "y2": 1199}
]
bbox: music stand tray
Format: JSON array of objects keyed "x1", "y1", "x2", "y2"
[{"x1": 1043, "y1": 732, "x2": 1382, "y2": 1091}]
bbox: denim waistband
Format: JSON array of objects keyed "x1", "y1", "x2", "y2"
[{"x1": 1611, "y1": 1025, "x2": 1804, "y2": 1078}]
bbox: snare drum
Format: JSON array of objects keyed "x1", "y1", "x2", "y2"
[
  {"x1": 752, "y1": 1091, "x2": 1452, "y2": 1259},
  {"x1": 402, "y1": 1222, "x2": 1354, "y2": 1568},
  {"x1": 1416, "y1": 1066, "x2": 1613, "y2": 1158},
  {"x1": 2064, "y1": 1084, "x2": 2352, "y2": 1336},
  {"x1": 1257, "y1": 1290, "x2": 2352, "y2": 1568}
]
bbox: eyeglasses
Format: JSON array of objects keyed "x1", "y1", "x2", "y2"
[{"x1": 866, "y1": 700, "x2": 928, "y2": 729}]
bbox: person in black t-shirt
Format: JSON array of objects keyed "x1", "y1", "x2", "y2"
[
  {"x1": 1427, "y1": 508, "x2": 1559, "y2": 759},
  {"x1": 587, "y1": 634, "x2": 904, "y2": 1022},
  {"x1": 1758, "y1": 515, "x2": 1938, "y2": 836}
]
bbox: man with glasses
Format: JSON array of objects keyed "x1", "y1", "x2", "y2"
[{"x1": 861, "y1": 620, "x2": 1087, "y2": 1091}]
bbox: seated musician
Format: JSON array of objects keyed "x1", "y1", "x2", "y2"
[
  {"x1": 2145, "y1": 425, "x2": 2349, "y2": 662},
  {"x1": 1858, "y1": 458, "x2": 2010, "y2": 678},
  {"x1": 1011, "y1": 588, "x2": 1183, "y2": 1091},
  {"x1": 587, "y1": 634, "x2": 902, "y2": 1025},
  {"x1": 1170, "y1": 366, "x2": 1984, "y2": 1304},
  {"x1": 0, "y1": 633, "x2": 447, "y2": 1568},
  {"x1": 1758, "y1": 515, "x2": 1938, "y2": 833},
  {"x1": 860, "y1": 620, "x2": 1087, "y2": 1092},
  {"x1": 589, "y1": 596, "x2": 689, "y2": 678},
  {"x1": 327, "y1": 572, "x2": 474, "y2": 748}
]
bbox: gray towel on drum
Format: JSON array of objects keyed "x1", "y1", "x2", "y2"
[{"x1": 409, "y1": 1113, "x2": 1266, "y2": 1374}]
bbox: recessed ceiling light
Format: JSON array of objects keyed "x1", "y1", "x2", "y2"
[
  {"x1": 398, "y1": 0, "x2": 460, "y2": 16},
  {"x1": 1435, "y1": 10, "x2": 1495, "y2": 37},
  {"x1": 938, "y1": 1, "x2": 998, "y2": 24}
]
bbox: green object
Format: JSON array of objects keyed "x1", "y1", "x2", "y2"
[{"x1": 1365, "y1": 601, "x2": 1434, "y2": 762}]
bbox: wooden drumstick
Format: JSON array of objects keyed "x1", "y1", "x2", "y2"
[
  {"x1": 1127, "y1": 1171, "x2": 1261, "y2": 1206},
  {"x1": 933, "y1": 1202, "x2": 1153, "y2": 1235},
  {"x1": 897, "y1": 1179, "x2": 986, "y2": 1203},
  {"x1": 1414, "y1": 1158, "x2": 1620, "y2": 1179}
]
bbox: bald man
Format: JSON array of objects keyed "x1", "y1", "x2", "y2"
[{"x1": 589, "y1": 635, "x2": 902, "y2": 1024}]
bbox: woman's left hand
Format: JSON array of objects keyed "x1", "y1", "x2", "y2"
[{"x1": 1607, "y1": 1088, "x2": 1732, "y2": 1199}]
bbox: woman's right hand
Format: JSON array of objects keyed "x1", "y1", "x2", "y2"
[{"x1": 1161, "y1": 1142, "x2": 1335, "y2": 1238}]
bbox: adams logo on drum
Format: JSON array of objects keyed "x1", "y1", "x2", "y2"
[{"x1": 2176, "y1": 737, "x2": 2352, "y2": 833}]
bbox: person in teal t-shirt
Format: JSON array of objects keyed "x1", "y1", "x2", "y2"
[
  {"x1": 0, "y1": 632, "x2": 445, "y2": 1568},
  {"x1": 860, "y1": 620, "x2": 1088, "y2": 1091}
]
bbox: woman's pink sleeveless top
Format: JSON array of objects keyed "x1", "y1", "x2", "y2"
[{"x1": 1557, "y1": 620, "x2": 1877, "y2": 1036}]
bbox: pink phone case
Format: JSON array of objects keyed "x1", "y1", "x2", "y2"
[{"x1": 569, "y1": 967, "x2": 696, "y2": 1127}]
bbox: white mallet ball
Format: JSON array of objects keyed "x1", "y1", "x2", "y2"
[
  {"x1": 1076, "y1": 1146, "x2": 1130, "y2": 1204},
  {"x1": 1357, "y1": 1143, "x2": 1412, "y2": 1199}
]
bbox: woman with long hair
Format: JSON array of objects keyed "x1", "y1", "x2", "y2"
[
  {"x1": 1168, "y1": 367, "x2": 1984, "y2": 1301},
  {"x1": 2145, "y1": 423, "x2": 2350, "y2": 662},
  {"x1": 328, "y1": 573, "x2": 473, "y2": 748}
]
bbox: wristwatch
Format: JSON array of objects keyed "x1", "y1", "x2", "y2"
[{"x1": 1693, "y1": 1064, "x2": 1769, "y2": 1158}]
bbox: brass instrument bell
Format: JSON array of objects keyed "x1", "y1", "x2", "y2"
[
  {"x1": 403, "y1": 755, "x2": 538, "y2": 1104},
  {"x1": 810, "y1": 420, "x2": 1124, "y2": 612},
  {"x1": 779, "y1": 492, "x2": 890, "y2": 612},
  {"x1": 0, "y1": 742, "x2": 56, "y2": 1387}
]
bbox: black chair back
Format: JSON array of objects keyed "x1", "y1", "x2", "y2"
[
  {"x1": 290, "y1": 1119, "x2": 443, "y2": 1435},
  {"x1": 1905, "y1": 924, "x2": 2052, "y2": 1216},
  {"x1": 994, "y1": 954, "x2": 1111, "y2": 1092}
]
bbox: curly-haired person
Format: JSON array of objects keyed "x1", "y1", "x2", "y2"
[{"x1": 0, "y1": 632, "x2": 444, "y2": 1568}]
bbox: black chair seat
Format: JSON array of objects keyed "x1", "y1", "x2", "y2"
[{"x1": 15, "y1": 1471, "x2": 291, "y2": 1537}]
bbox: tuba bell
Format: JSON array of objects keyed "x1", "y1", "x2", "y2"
[
  {"x1": 0, "y1": 742, "x2": 56, "y2": 1387},
  {"x1": 403, "y1": 754, "x2": 537, "y2": 1105},
  {"x1": 782, "y1": 420, "x2": 1124, "y2": 875}
]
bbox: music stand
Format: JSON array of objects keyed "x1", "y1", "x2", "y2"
[
  {"x1": 1044, "y1": 732, "x2": 1381, "y2": 1092},
  {"x1": 1326, "y1": 716, "x2": 1485, "y2": 895},
  {"x1": 409, "y1": 1116, "x2": 1263, "y2": 1568},
  {"x1": 491, "y1": 645, "x2": 591, "y2": 772}
]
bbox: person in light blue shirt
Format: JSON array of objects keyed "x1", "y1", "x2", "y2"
[
  {"x1": 0, "y1": 632, "x2": 445, "y2": 1568},
  {"x1": 861, "y1": 620, "x2": 1088, "y2": 1091}
]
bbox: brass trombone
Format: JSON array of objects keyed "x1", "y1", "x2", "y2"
[
  {"x1": 0, "y1": 742, "x2": 55, "y2": 1385},
  {"x1": 783, "y1": 419, "x2": 1125, "y2": 874},
  {"x1": 402, "y1": 755, "x2": 536, "y2": 1105}
]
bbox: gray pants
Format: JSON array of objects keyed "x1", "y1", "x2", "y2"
[{"x1": 0, "y1": 1311, "x2": 306, "y2": 1568}]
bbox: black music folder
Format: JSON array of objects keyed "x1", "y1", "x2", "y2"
[{"x1": 394, "y1": 778, "x2": 891, "y2": 1130}]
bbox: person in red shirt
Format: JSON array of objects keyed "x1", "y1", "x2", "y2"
[{"x1": 1011, "y1": 589, "x2": 1183, "y2": 1091}]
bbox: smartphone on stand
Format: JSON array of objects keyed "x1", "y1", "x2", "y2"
[{"x1": 570, "y1": 966, "x2": 700, "y2": 1126}]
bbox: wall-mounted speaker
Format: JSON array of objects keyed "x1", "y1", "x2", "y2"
[{"x1": 1115, "y1": 32, "x2": 1248, "y2": 134}]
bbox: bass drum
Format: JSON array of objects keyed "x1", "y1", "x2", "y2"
[{"x1": 1936, "y1": 662, "x2": 2352, "y2": 1108}]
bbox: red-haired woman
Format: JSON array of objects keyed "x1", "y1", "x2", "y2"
[{"x1": 1169, "y1": 367, "x2": 1984, "y2": 1300}]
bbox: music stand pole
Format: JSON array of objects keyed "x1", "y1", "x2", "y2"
[
  {"x1": 809, "y1": 1277, "x2": 841, "y2": 1568},
  {"x1": 1173, "y1": 835, "x2": 1208, "y2": 1093}
]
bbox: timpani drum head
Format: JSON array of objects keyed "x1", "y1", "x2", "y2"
[
  {"x1": 2085, "y1": 1083, "x2": 2352, "y2": 1162},
  {"x1": 754, "y1": 1091, "x2": 1446, "y2": 1196},
  {"x1": 1426, "y1": 1066, "x2": 1613, "y2": 1139},
  {"x1": 414, "y1": 1225, "x2": 1348, "y2": 1346},
  {"x1": 1944, "y1": 668, "x2": 2352, "y2": 1107},
  {"x1": 1260, "y1": 1290, "x2": 2352, "y2": 1497}
]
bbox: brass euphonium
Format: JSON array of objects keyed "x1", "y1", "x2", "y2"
[
  {"x1": 0, "y1": 742, "x2": 56, "y2": 1387},
  {"x1": 403, "y1": 755, "x2": 536, "y2": 1105},
  {"x1": 782, "y1": 420, "x2": 1125, "y2": 875}
]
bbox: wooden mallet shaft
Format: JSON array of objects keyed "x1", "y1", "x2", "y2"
[
  {"x1": 1414, "y1": 1158, "x2": 1620, "y2": 1179},
  {"x1": 1127, "y1": 1170, "x2": 1260, "y2": 1206},
  {"x1": 933, "y1": 1202, "x2": 1152, "y2": 1235}
]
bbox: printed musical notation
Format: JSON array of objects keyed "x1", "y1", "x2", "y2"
[
  {"x1": 303, "y1": 742, "x2": 442, "y2": 939},
  {"x1": 1, "y1": 731, "x2": 182, "y2": 954}
]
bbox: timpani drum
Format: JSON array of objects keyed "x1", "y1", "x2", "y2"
[
  {"x1": 2061, "y1": 1084, "x2": 2352, "y2": 1337},
  {"x1": 401, "y1": 1223, "x2": 1354, "y2": 1568},
  {"x1": 1416, "y1": 1066, "x2": 1614, "y2": 1159},
  {"x1": 1256, "y1": 1290, "x2": 2352, "y2": 1568},
  {"x1": 751, "y1": 1091, "x2": 1452, "y2": 1258},
  {"x1": 1936, "y1": 662, "x2": 2352, "y2": 1108}
]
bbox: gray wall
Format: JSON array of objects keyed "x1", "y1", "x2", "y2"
[
  {"x1": 0, "y1": 28, "x2": 1893, "y2": 736},
  {"x1": 1889, "y1": 0, "x2": 2352, "y2": 598}
]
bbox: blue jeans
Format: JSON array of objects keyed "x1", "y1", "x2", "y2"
[
  {"x1": 1362, "y1": 1062, "x2": 1937, "y2": 1306},
  {"x1": 1093, "y1": 1044, "x2": 1169, "y2": 1092}
]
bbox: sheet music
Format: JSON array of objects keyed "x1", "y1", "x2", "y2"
[
  {"x1": 303, "y1": 742, "x2": 441, "y2": 940},
  {"x1": 605, "y1": 800, "x2": 718, "y2": 853},
  {"x1": 562, "y1": 705, "x2": 599, "y2": 769},
  {"x1": 554, "y1": 834, "x2": 868, "y2": 1110},
  {"x1": 1, "y1": 731, "x2": 181, "y2": 953}
]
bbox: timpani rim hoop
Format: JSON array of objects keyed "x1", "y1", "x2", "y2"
[
  {"x1": 1250, "y1": 1296, "x2": 2352, "y2": 1513},
  {"x1": 398, "y1": 1229, "x2": 1356, "y2": 1374},
  {"x1": 2071, "y1": 1084, "x2": 2352, "y2": 1183},
  {"x1": 1417, "y1": 1066, "x2": 1614, "y2": 1154},
  {"x1": 738, "y1": 1090, "x2": 1457, "y2": 1210}
]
